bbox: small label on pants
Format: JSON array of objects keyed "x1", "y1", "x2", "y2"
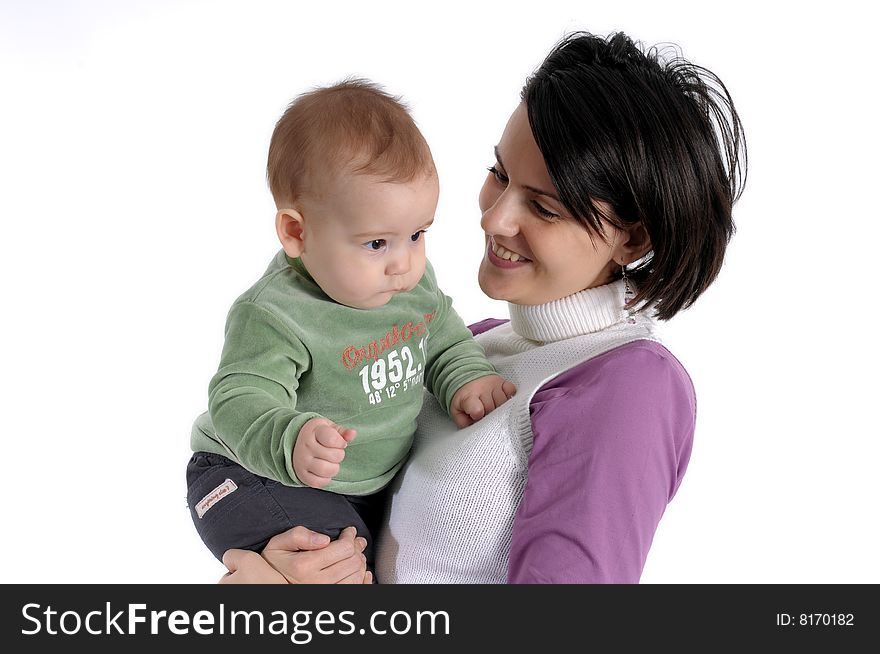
[{"x1": 196, "y1": 478, "x2": 238, "y2": 518}]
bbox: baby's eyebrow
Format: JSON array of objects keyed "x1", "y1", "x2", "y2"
[
  {"x1": 353, "y1": 219, "x2": 434, "y2": 240},
  {"x1": 352, "y1": 230, "x2": 389, "y2": 239},
  {"x1": 494, "y1": 145, "x2": 560, "y2": 202}
]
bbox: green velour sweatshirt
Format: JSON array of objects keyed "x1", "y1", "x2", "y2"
[{"x1": 191, "y1": 250, "x2": 497, "y2": 496}]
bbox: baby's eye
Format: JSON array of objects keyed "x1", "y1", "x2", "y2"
[
  {"x1": 487, "y1": 164, "x2": 509, "y2": 185},
  {"x1": 410, "y1": 230, "x2": 426, "y2": 242},
  {"x1": 365, "y1": 239, "x2": 386, "y2": 251}
]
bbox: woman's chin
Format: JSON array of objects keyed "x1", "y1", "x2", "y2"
[{"x1": 478, "y1": 263, "x2": 516, "y2": 302}]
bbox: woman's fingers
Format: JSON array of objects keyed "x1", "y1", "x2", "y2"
[
  {"x1": 264, "y1": 525, "x2": 331, "y2": 552},
  {"x1": 220, "y1": 549, "x2": 287, "y2": 584},
  {"x1": 259, "y1": 526, "x2": 368, "y2": 584},
  {"x1": 318, "y1": 550, "x2": 367, "y2": 583},
  {"x1": 337, "y1": 566, "x2": 370, "y2": 584},
  {"x1": 313, "y1": 528, "x2": 368, "y2": 583},
  {"x1": 222, "y1": 527, "x2": 370, "y2": 584},
  {"x1": 306, "y1": 527, "x2": 358, "y2": 568}
]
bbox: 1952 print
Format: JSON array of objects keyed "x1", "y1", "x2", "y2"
[{"x1": 357, "y1": 337, "x2": 428, "y2": 405}]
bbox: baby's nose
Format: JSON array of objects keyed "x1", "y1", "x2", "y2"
[{"x1": 386, "y1": 249, "x2": 411, "y2": 275}]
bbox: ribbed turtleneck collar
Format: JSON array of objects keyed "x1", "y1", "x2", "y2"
[{"x1": 507, "y1": 280, "x2": 631, "y2": 342}]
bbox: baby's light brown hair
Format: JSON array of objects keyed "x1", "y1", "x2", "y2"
[{"x1": 267, "y1": 78, "x2": 436, "y2": 207}]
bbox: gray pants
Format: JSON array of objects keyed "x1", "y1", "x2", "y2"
[{"x1": 186, "y1": 452, "x2": 385, "y2": 570}]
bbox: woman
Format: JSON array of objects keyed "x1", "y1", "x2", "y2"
[{"x1": 219, "y1": 30, "x2": 746, "y2": 584}]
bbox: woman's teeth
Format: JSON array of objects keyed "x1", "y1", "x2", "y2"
[{"x1": 491, "y1": 240, "x2": 529, "y2": 262}]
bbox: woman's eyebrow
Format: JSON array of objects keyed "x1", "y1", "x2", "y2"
[
  {"x1": 494, "y1": 145, "x2": 505, "y2": 169},
  {"x1": 494, "y1": 146, "x2": 560, "y2": 201}
]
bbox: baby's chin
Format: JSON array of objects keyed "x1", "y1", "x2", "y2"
[{"x1": 334, "y1": 291, "x2": 398, "y2": 311}]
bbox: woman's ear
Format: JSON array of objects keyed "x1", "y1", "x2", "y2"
[
  {"x1": 276, "y1": 208, "x2": 306, "y2": 258},
  {"x1": 615, "y1": 222, "x2": 652, "y2": 265}
]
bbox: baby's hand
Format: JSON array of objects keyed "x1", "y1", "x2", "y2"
[
  {"x1": 292, "y1": 417, "x2": 357, "y2": 488},
  {"x1": 449, "y1": 375, "x2": 516, "y2": 428}
]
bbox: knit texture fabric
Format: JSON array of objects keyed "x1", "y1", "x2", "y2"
[{"x1": 375, "y1": 279, "x2": 660, "y2": 583}]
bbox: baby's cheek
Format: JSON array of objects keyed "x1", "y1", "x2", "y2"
[{"x1": 412, "y1": 254, "x2": 427, "y2": 282}]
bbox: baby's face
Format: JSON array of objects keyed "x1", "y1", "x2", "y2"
[{"x1": 298, "y1": 172, "x2": 438, "y2": 309}]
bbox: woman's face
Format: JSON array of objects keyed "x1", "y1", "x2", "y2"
[{"x1": 478, "y1": 103, "x2": 621, "y2": 306}]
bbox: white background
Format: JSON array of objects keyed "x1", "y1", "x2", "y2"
[{"x1": 1, "y1": 0, "x2": 877, "y2": 584}]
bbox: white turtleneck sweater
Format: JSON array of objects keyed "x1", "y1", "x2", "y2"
[{"x1": 374, "y1": 279, "x2": 696, "y2": 583}]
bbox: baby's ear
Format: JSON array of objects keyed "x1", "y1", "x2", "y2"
[{"x1": 276, "y1": 208, "x2": 306, "y2": 257}]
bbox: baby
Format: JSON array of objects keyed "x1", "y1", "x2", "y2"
[{"x1": 187, "y1": 79, "x2": 515, "y2": 576}]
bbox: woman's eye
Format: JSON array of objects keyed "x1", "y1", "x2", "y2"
[
  {"x1": 531, "y1": 201, "x2": 560, "y2": 221},
  {"x1": 487, "y1": 165, "x2": 509, "y2": 185},
  {"x1": 365, "y1": 239, "x2": 386, "y2": 251},
  {"x1": 410, "y1": 230, "x2": 426, "y2": 242}
]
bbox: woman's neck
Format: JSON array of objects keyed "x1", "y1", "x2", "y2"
[{"x1": 507, "y1": 279, "x2": 631, "y2": 342}]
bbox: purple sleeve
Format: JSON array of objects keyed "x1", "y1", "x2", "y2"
[
  {"x1": 468, "y1": 318, "x2": 508, "y2": 336},
  {"x1": 507, "y1": 341, "x2": 696, "y2": 584}
]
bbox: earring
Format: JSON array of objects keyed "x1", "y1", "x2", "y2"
[{"x1": 621, "y1": 264, "x2": 636, "y2": 324}]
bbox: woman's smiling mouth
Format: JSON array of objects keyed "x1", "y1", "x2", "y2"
[{"x1": 487, "y1": 237, "x2": 532, "y2": 268}]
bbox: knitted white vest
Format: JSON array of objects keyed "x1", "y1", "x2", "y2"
[{"x1": 374, "y1": 280, "x2": 659, "y2": 583}]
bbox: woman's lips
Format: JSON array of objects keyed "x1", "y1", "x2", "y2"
[{"x1": 486, "y1": 238, "x2": 531, "y2": 269}]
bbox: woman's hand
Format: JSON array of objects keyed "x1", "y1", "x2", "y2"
[
  {"x1": 219, "y1": 549, "x2": 288, "y2": 584},
  {"x1": 219, "y1": 526, "x2": 372, "y2": 584}
]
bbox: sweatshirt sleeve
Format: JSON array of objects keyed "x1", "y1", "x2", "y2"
[
  {"x1": 207, "y1": 300, "x2": 322, "y2": 485},
  {"x1": 421, "y1": 266, "x2": 499, "y2": 414},
  {"x1": 507, "y1": 342, "x2": 696, "y2": 584}
]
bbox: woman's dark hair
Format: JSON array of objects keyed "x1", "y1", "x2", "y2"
[{"x1": 522, "y1": 31, "x2": 747, "y2": 320}]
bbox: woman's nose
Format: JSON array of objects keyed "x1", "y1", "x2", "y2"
[{"x1": 480, "y1": 191, "x2": 519, "y2": 237}]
